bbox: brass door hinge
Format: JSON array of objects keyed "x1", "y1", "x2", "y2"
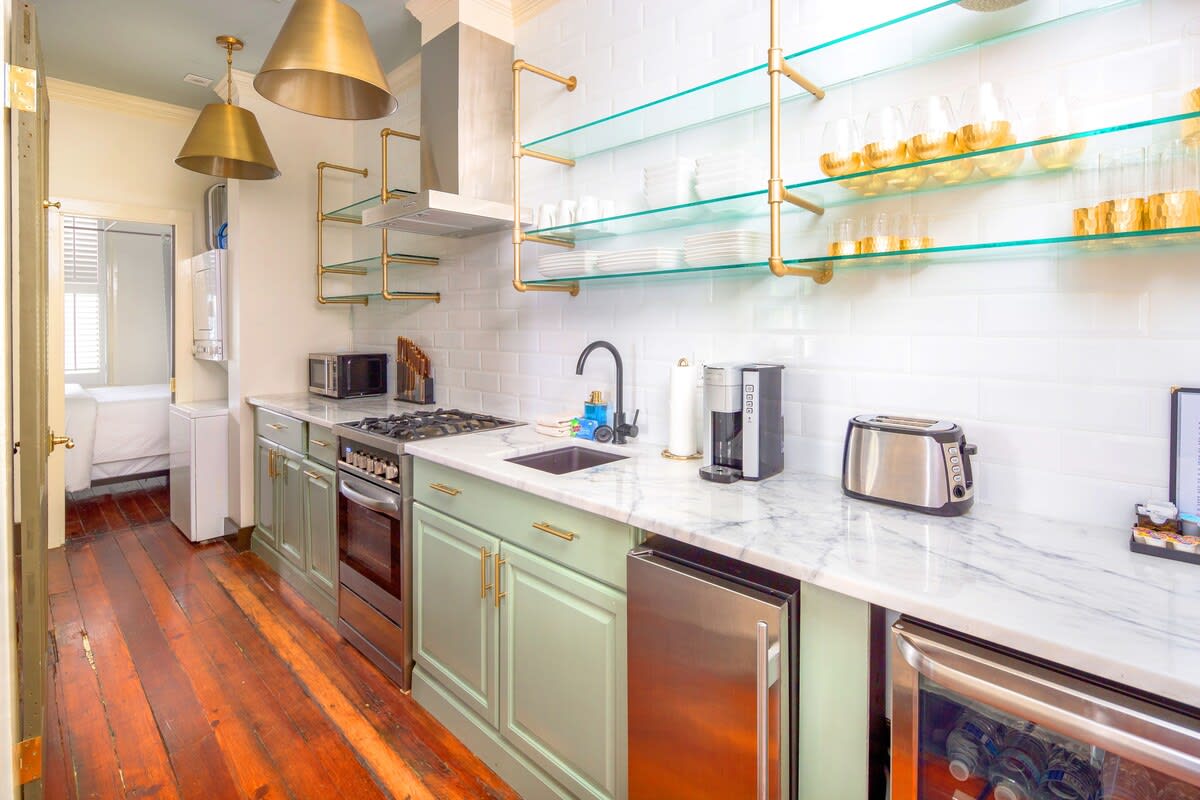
[
  {"x1": 16, "y1": 736, "x2": 41, "y2": 784},
  {"x1": 169, "y1": 376, "x2": 176, "y2": 394},
  {"x1": 5, "y1": 64, "x2": 37, "y2": 113}
]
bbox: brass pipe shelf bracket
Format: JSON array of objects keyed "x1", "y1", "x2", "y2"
[
  {"x1": 379, "y1": 128, "x2": 441, "y2": 303},
  {"x1": 513, "y1": 59, "x2": 580, "y2": 296},
  {"x1": 317, "y1": 161, "x2": 371, "y2": 305},
  {"x1": 767, "y1": 0, "x2": 833, "y2": 284}
]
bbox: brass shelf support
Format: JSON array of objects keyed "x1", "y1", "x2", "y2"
[
  {"x1": 512, "y1": 59, "x2": 580, "y2": 296},
  {"x1": 379, "y1": 128, "x2": 441, "y2": 303},
  {"x1": 767, "y1": 0, "x2": 833, "y2": 284},
  {"x1": 317, "y1": 161, "x2": 371, "y2": 305}
]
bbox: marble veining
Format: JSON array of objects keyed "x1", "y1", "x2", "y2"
[
  {"x1": 403, "y1": 424, "x2": 1200, "y2": 709},
  {"x1": 245, "y1": 394, "x2": 1200, "y2": 707}
]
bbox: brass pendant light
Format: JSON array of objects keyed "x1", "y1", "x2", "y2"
[
  {"x1": 176, "y1": 36, "x2": 280, "y2": 180},
  {"x1": 254, "y1": 0, "x2": 398, "y2": 120}
]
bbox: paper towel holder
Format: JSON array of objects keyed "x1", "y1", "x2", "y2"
[{"x1": 663, "y1": 358, "x2": 703, "y2": 460}]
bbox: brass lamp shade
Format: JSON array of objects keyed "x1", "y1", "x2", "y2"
[
  {"x1": 176, "y1": 102, "x2": 281, "y2": 180},
  {"x1": 254, "y1": 0, "x2": 398, "y2": 120}
]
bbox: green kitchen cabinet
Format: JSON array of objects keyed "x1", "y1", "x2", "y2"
[
  {"x1": 253, "y1": 436, "x2": 277, "y2": 550},
  {"x1": 276, "y1": 448, "x2": 306, "y2": 570},
  {"x1": 302, "y1": 459, "x2": 337, "y2": 595},
  {"x1": 412, "y1": 463, "x2": 631, "y2": 800},
  {"x1": 413, "y1": 504, "x2": 500, "y2": 726},
  {"x1": 499, "y1": 543, "x2": 627, "y2": 800},
  {"x1": 251, "y1": 409, "x2": 336, "y2": 622}
]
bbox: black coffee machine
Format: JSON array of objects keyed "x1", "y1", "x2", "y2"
[{"x1": 699, "y1": 363, "x2": 784, "y2": 483}]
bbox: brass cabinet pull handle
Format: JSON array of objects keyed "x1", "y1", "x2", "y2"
[
  {"x1": 429, "y1": 482, "x2": 462, "y2": 496},
  {"x1": 310, "y1": 439, "x2": 330, "y2": 447},
  {"x1": 303, "y1": 469, "x2": 323, "y2": 481},
  {"x1": 480, "y1": 547, "x2": 493, "y2": 598},
  {"x1": 494, "y1": 555, "x2": 506, "y2": 608},
  {"x1": 268, "y1": 448, "x2": 276, "y2": 479},
  {"x1": 532, "y1": 522, "x2": 575, "y2": 542},
  {"x1": 267, "y1": 422, "x2": 287, "y2": 431}
]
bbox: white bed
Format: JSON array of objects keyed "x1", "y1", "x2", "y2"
[{"x1": 64, "y1": 383, "x2": 171, "y2": 491}]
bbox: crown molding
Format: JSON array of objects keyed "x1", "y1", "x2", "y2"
[
  {"x1": 46, "y1": 78, "x2": 198, "y2": 123},
  {"x1": 513, "y1": 0, "x2": 559, "y2": 23},
  {"x1": 406, "y1": 0, "x2": 515, "y2": 44},
  {"x1": 387, "y1": 54, "x2": 421, "y2": 95}
]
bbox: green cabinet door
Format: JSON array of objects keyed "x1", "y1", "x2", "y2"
[
  {"x1": 498, "y1": 542, "x2": 627, "y2": 800},
  {"x1": 253, "y1": 437, "x2": 277, "y2": 548},
  {"x1": 413, "y1": 503, "x2": 500, "y2": 726},
  {"x1": 276, "y1": 447, "x2": 306, "y2": 570},
  {"x1": 302, "y1": 459, "x2": 337, "y2": 595}
]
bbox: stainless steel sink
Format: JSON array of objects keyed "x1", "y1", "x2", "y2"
[{"x1": 505, "y1": 446, "x2": 628, "y2": 475}]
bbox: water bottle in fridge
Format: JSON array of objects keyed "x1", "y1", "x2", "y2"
[
  {"x1": 1035, "y1": 747, "x2": 1100, "y2": 800},
  {"x1": 1099, "y1": 755, "x2": 1158, "y2": 800},
  {"x1": 945, "y1": 709, "x2": 1007, "y2": 781},
  {"x1": 989, "y1": 727, "x2": 1053, "y2": 800}
]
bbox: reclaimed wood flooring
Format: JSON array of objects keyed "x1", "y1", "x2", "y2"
[
  {"x1": 65, "y1": 477, "x2": 170, "y2": 539},
  {"x1": 46, "y1": 520, "x2": 519, "y2": 799}
]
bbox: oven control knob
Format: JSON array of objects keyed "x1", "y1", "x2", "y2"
[
  {"x1": 386, "y1": 463, "x2": 399, "y2": 480},
  {"x1": 375, "y1": 460, "x2": 386, "y2": 476}
]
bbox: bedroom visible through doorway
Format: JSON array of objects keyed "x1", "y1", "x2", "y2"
[{"x1": 60, "y1": 215, "x2": 175, "y2": 537}]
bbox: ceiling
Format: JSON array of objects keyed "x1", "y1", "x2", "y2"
[{"x1": 35, "y1": 0, "x2": 421, "y2": 109}]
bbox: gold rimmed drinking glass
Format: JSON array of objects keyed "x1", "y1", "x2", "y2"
[
  {"x1": 1185, "y1": 21, "x2": 1200, "y2": 143},
  {"x1": 863, "y1": 106, "x2": 910, "y2": 169},
  {"x1": 828, "y1": 218, "x2": 859, "y2": 257},
  {"x1": 910, "y1": 96, "x2": 959, "y2": 160},
  {"x1": 858, "y1": 212, "x2": 901, "y2": 254},
  {"x1": 1147, "y1": 139, "x2": 1200, "y2": 230},
  {"x1": 958, "y1": 82, "x2": 1013, "y2": 151},
  {"x1": 899, "y1": 214, "x2": 934, "y2": 251},
  {"x1": 1072, "y1": 155, "x2": 1101, "y2": 238},
  {"x1": 1098, "y1": 146, "x2": 1147, "y2": 235},
  {"x1": 1032, "y1": 97, "x2": 1087, "y2": 170},
  {"x1": 820, "y1": 117, "x2": 865, "y2": 178}
]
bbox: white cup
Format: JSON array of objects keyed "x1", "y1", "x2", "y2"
[
  {"x1": 578, "y1": 195, "x2": 601, "y2": 221},
  {"x1": 557, "y1": 199, "x2": 578, "y2": 226},
  {"x1": 537, "y1": 203, "x2": 558, "y2": 229}
]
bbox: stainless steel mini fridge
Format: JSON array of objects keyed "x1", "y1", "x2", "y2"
[
  {"x1": 892, "y1": 617, "x2": 1200, "y2": 800},
  {"x1": 627, "y1": 538, "x2": 801, "y2": 800}
]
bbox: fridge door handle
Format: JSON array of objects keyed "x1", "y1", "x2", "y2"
[
  {"x1": 894, "y1": 622, "x2": 1200, "y2": 787},
  {"x1": 756, "y1": 621, "x2": 781, "y2": 800}
]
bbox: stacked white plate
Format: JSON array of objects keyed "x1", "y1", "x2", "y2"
[
  {"x1": 595, "y1": 248, "x2": 686, "y2": 274},
  {"x1": 644, "y1": 159, "x2": 697, "y2": 207},
  {"x1": 683, "y1": 230, "x2": 770, "y2": 267},
  {"x1": 695, "y1": 153, "x2": 764, "y2": 200},
  {"x1": 538, "y1": 250, "x2": 600, "y2": 278}
]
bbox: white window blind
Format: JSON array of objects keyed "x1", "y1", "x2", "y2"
[{"x1": 63, "y1": 216, "x2": 106, "y2": 381}]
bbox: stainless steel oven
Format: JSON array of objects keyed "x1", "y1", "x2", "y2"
[
  {"x1": 336, "y1": 464, "x2": 412, "y2": 689},
  {"x1": 892, "y1": 618, "x2": 1200, "y2": 800},
  {"x1": 309, "y1": 352, "x2": 388, "y2": 399}
]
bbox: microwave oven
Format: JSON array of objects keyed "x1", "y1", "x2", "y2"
[{"x1": 309, "y1": 353, "x2": 388, "y2": 399}]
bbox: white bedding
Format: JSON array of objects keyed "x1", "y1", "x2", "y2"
[{"x1": 64, "y1": 383, "x2": 170, "y2": 491}]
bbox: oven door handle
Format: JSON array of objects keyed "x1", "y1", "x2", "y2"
[{"x1": 339, "y1": 480, "x2": 400, "y2": 515}]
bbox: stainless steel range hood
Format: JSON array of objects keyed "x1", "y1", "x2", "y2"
[{"x1": 363, "y1": 23, "x2": 520, "y2": 237}]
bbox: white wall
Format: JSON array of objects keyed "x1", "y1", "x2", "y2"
[
  {"x1": 107, "y1": 229, "x2": 171, "y2": 385},
  {"x1": 351, "y1": 0, "x2": 1200, "y2": 528},
  {"x1": 47, "y1": 81, "x2": 228, "y2": 403},
  {"x1": 225, "y1": 72, "x2": 356, "y2": 525}
]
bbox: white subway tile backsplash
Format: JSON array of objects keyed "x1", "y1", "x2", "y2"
[{"x1": 349, "y1": 0, "x2": 1194, "y2": 523}]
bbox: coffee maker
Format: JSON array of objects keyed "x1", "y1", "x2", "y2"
[{"x1": 700, "y1": 363, "x2": 785, "y2": 483}]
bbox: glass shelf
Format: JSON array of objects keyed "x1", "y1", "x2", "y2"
[
  {"x1": 323, "y1": 291, "x2": 441, "y2": 303},
  {"x1": 322, "y1": 253, "x2": 439, "y2": 273},
  {"x1": 323, "y1": 188, "x2": 415, "y2": 224},
  {"x1": 524, "y1": 226, "x2": 1200, "y2": 286},
  {"x1": 522, "y1": 0, "x2": 1133, "y2": 160},
  {"x1": 526, "y1": 110, "x2": 1200, "y2": 243}
]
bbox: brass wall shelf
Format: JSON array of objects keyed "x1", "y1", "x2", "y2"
[
  {"x1": 315, "y1": 131, "x2": 441, "y2": 306},
  {"x1": 523, "y1": 225, "x2": 1200, "y2": 288},
  {"x1": 512, "y1": 59, "x2": 580, "y2": 296}
]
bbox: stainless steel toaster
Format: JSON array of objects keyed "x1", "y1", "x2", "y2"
[{"x1": 842, "y1": 415, "x2": 977, "y2": 516}]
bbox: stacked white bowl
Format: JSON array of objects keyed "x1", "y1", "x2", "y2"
[
  {"x1": 695, "y1": 153, "x2": 764, "y2": 200},
  {"x1": 643, "y1": 158, "x2": 697, "y2": 208}
]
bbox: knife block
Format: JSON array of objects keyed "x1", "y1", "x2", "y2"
[{"x1": 396, "y1": 370, "x2": 434, "y2": 404}]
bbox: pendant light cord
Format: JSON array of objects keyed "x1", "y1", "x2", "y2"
[{"x1": 225, "y1": 43, "x2": 234, "y2": 105}]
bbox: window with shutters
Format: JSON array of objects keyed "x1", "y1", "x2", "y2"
[{"x1": 63, "y1": 216, "x2": 107, "y2": 384}]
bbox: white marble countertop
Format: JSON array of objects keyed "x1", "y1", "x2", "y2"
[
  {"x1": 246, "y1": 393, "x2": 440, "y2": 427},
  {"x1": 244, "y1": 393, "x2": 1200, "y2": 707},
  {"x1": 403, "y1": 424, "x2": 1200, "y2": 709}
]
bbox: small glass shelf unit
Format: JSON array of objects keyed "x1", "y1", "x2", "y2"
[
  {"x1": 522, "y1": 0, "x2": 1135, "y2": 161},
  {"x1": 323, "y1": 188, "x2": 416, "y2": 224}
]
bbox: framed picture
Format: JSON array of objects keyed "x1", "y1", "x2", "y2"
[{"x1": 1170, "y1": 387, "x2": 1200, "y2": 516}]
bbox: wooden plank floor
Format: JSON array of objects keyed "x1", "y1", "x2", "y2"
[
  {"x1": 65, "y1": 477, "x2": 170, "y2": 539},
  {"x1": 46, "y1": 520, "x2": 521, "y2": 800}
]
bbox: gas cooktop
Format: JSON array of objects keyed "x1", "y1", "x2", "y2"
[{"x1": 335, "y1": 408, "x2": 521, "y2": 455}]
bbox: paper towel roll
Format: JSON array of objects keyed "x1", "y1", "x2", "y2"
[{"x1": 667, "y1": 358, "x2": 698, "y2": 457}]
